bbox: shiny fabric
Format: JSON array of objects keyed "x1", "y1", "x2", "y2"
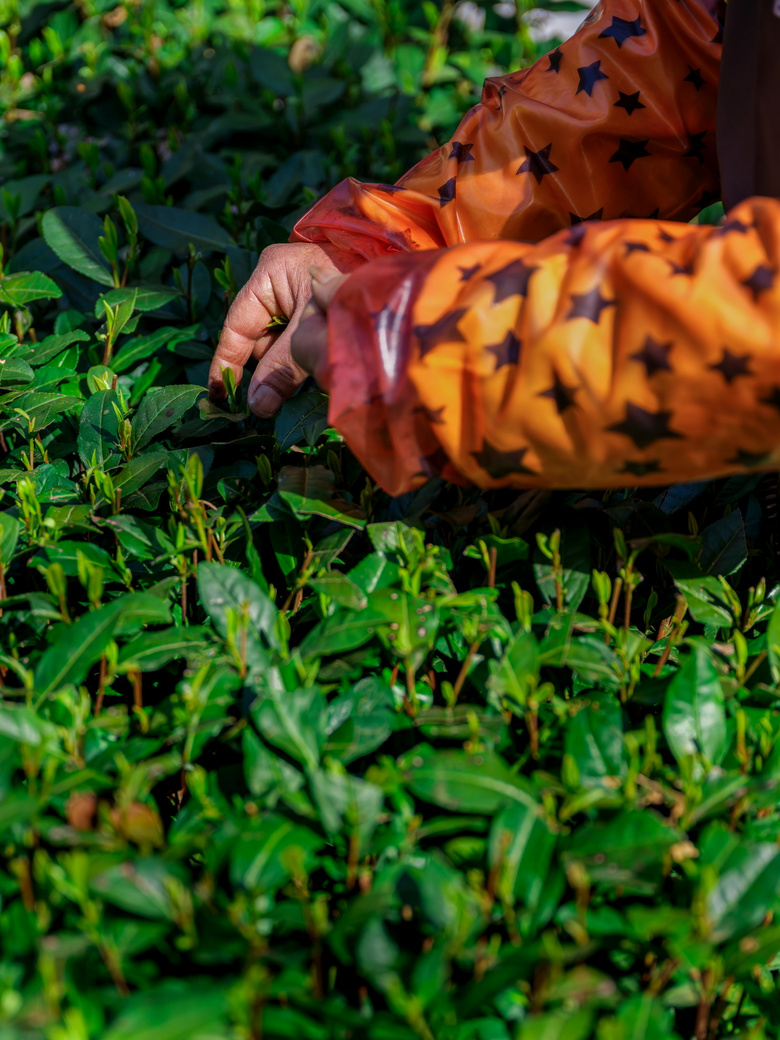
[
  {"x1": 294, "y1": 0, "x2": 722, "y2": 253},
  {"x1": 287, "y1": 0, "x2": 780, "y2": 497}
]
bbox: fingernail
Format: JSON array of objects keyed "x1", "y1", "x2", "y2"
[
  {"x1": 310, "y1": 264, "x2": 339, "y2": 285},
  {"x1": 250, "y1": 384, "x2": 283, "y2": 417}
]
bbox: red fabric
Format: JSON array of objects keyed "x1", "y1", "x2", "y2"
[{"x1": 287, "y1": 1, "x2": 780, "y2": 499}]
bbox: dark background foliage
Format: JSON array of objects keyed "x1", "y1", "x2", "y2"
[{"x1": 0, "y1": 0, "x2": 778, "y2": 1037}]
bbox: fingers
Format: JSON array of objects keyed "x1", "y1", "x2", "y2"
[
  {"x1": 247, "y1": 270, "x2": 349, "y2": 416},
  {"x1": 247, "y1": 307, "x2": 309, "y2": 417},
  {"x1": 290, "y1": 301, "x2": 329, "y2": 381},
  {"x1": 211, "y1": 248, "x2": 355, "y2": 417},
  {"x1": 208, "y1": 280, "x2": 274, "y2": 401},
  {"x1": 310, "y1": 266, "x2": 349, "y2": 309}
]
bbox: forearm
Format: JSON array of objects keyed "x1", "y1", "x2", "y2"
[
  {"x1": 292, "y1": 0, "x2": 722, "y2": 258},
  {"x1": 322, "y1": 197, "x2": 780, "y2": 497}
]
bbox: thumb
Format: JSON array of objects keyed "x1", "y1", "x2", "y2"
[{"x1": 310, "y1": 265, "x2": 349, "y2": 310}]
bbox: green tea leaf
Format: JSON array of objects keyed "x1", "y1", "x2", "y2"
[
  {"x1": 97, "y1": 285, "x2": 179, "y2": 315},
  {"x1": 564, "y1": 691, "x2": 626, "y2": 788},
  {"x1": 0, "y1": 358, "x2": 34, "y2": 389},
  {"x1": 131, "y1": 385, "x2": 204, "y2": 451},
  {"x1": 1, "y1": 392, "x2": 82, "y2": 432},
  {"x1": 77, "y1": 388, "x2": 122, "y2": 469},
  {"x1": 118, "y1": 627, "x2": 212, "y2": 671},
  {"x1": 298, "y1": 605, "x2": 385, "y2": 658},
  {"x1": 134, "y1": 202, "x2": 234, "y2": 252},
  {"x1": 112, "y1": 452, "x2": 171, "y2": 496},
  {"x1": 230, "y1": 813, "x2": 323, "y2": 892},
  {"x1": 402, "y1": 746, "x2": 539, "y2": 814},
  {"x1": 0, "y1": 271, "x2": 63, "y2": 305},
  {"x1": 275, "y1": 390, "x2": 329, "y2": 449},
  {"x1": 249, "y1": 687, "x2": 324, "y2": 769},
  {"x1": 41, "y1": 207, "x2": 114, "y2": 285},
  {"x1": 699, "y1": 509, "x2": 747, "y2": 576},
  {"x1": 489, "y1": 801, "x2": 556, "y2": 908},
  {"x1": 663, "y1": 644, "x2": 727, "y2": 770},
  {"x1": 112, "y1": 325, "x2": 200, "y2": 374},
  {"x1": 34, "y1": 594, "x2": 170, "y2": 694},
  {"x1": 708, "y1": 840, "x2": 780, "y2": 942},
  {"x1": 197, "y1": 562, "x2": 278, "y2": 649},
  {"x1": 102, "y1": 984, "x2": 228, "y2": 1040}
]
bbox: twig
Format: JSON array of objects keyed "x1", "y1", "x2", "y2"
[
  {"x1": 452, "y1": 640, "x2": 481, "y2": 703},
  {"x1": 743, "y1": 650, "x2": 767, "y2": 686},
  {"x1": 281, "y1": 549, "x2": 313, "y2": 612},
  {"x1": 527, "y1": 704, "x2": 539, "y2": 759},
  {"x1": 132, "y1": 670, "x2": 143, "y2": 711},
  {"x1": 695, "y1": 978, "x2": 711, "y2": 1040},
  {"x1": 487, "y1": 545, "x2": 497, "y2": 589},
  {"x1": 653, "y1": 597, "x2": 687, "y2": 678},
  {"x1": 607, "y1": 577, "x2": 623, "y2": 628},
  {"x1": 95, "y1": 655, "x2": 108, "y2": 714},
  {"x1": 707, "y1": 976, "x2": 734, "y2": 1040}
]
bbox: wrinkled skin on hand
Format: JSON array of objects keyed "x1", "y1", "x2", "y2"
[
  {"x1": 208, "y1": 241, "x2": 362, "y2": 417},
  {"x1": 289, "y1": 266, "x2": 349, "y2": 386}
]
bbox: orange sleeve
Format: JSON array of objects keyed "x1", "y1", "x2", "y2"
[
  {"x1": 321, "y1": 197, "x2": 780, "y2": 497},
  {"x1": 291, "y1": 0, "x2": 723, "y2": 259}
]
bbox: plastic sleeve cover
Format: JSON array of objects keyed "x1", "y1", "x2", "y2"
[
  {"x1": 291, "y1": 0, "x2": 723, "y2": 258},
  {"x1": 321, "y1": 197, "x2": 780, "y2": 497}
]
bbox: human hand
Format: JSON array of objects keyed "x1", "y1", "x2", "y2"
[
  {"x1": 208, "y1": 242, "x2": 361, "y2": 417},
  {"x1": 290, "y1": 265, "x2": 349, "y2": 385}
]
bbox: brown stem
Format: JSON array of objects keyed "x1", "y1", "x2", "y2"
[
  {"x1": 486, "y1": 829, "x2": 511, "y2": 910},
  {"x1": 527, "y1": 705, "x2": 539, "y2": 759},
  {"x1": 281, "y1": 549, "x2": 313, "y2": 612},
  {"x1": 95, "y1": 655, "x2": 108, "y2": 714},
  {"x1": 16, "y1": 857, "x2": 35, "y2": 911},
  {"x1": 487, "y1": 545, "x2": 497, "y2": 589},
  {"x1": 707, "y1": 977, "x2": 734, "y2": 1040},
  {"x1": 624, "y1": 581, "x2": 634, "y2": 632},
  {"x1": 695, "y1": 989, "x2": 711, "y2": 1040},
  {"x1": 249, "y1": 995, "x2": 265, "y2": 1040},
  {"x1": 132, "y1": 670, "x2": 143, "y2": 712},
  {"x1": 99, "y1": 941, "x2": 130, "y2": 997},
  {"x1": 554, "y1": 572, "x2": 564, "y2": 613},
  {"x1": 452, "y1": 640, "x2": 481, "y2": 703},
  {"x1": 647, "y1": 957, "x2": 680, "y2": 997},
  {"x1": 743, "y1": 650, "x2": 767, "y2": 686},
  {"x1": 346, "y1": 830, "x2": 360, "y2": 890},
  {"x1": 653, "y1": 597, "x2": 687, "y2": 678},
  {"x1": 607, "y1": 577, "x2": 623, "y2": 628},
  {"x1": 209, "y1": 531, "x2": 225, "y2": 564},
  {"x1": 389, "y1": 662, "x2": 400, "y2": 687},
  {"x1": 405, "y1": 663, "x2": 418, "y2": 714}
]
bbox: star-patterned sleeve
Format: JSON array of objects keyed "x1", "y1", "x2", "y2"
[
  {"x1": 320, "y1": 197, "x2": 780, "y2": 496},
  {"x1": 290, "y1": 0, "x2": 723, "y2": 258}
]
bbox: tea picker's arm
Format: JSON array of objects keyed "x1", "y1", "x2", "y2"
[
  {"x1": 314, "y1": 198, "x2": 780, "y2": 496},
  {"x1": 291, "y1": 1, "x2": 722, "y2": 258}
]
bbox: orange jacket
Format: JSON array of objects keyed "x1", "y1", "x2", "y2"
[{"x1": 291, "y1": 0, "x2": 780, "y2": 496}]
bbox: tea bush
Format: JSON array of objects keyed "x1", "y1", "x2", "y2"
[{"x1": 0, "y1": 1, "x2": 778, "y2": 1037}]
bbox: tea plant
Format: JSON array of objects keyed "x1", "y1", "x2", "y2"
[{"x1": 0, "y1": 0, "x2": 777, "y2": 1038}]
